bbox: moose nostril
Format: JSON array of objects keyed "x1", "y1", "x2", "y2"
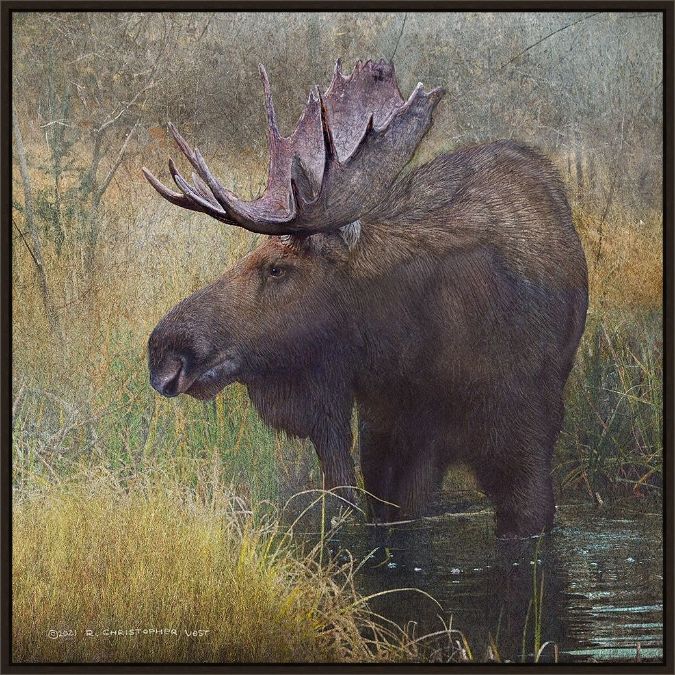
[{"x1": 150, "y1": 360, "x2": 184, "y2": 398}]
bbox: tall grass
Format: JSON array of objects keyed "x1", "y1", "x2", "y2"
[
  {"x1": 14, "y1": 475, "x2": 555, "y2": 664},
  {"x1": 12, "y1": 346, "x2": 317, "y2": 507},
  {"x1": 558, "y1": 311, "x2": 662, "y2": 500},
  {"x1": 554, "y1": 208, "x2": 663, "y2": 502},
  {"x1": 12, "y1": 474, "x2": 428, "y2": 663}
]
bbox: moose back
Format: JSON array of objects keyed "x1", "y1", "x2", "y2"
[{"x1": 145, "y1": 59, "x2": 588, "y2": 536}]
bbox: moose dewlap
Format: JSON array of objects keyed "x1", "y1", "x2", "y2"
[{"x1": 144, "y1": 59, "x2": 589, "y2": 537}]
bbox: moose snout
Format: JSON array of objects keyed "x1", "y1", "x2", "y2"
[
  {"x1": 149, "y1": 355, "x2": 185, "y2": 397},
  {"x1": 148, "y1": 323, "x2": 195, "y2": 398},
  {"x1": 148, "y1": 316, "x2": 229, "y2": 399},
  {"x1": 147, "y1": 280, "x2": 240, "y2": 400}
]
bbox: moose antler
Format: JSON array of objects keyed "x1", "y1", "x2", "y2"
[{"x1": 142, "y1": 59, "x2": 445, "y2": 235}]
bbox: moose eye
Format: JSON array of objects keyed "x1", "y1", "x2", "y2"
[{"x1": 268, "y1": 265, "x2": 285, "y2": 278}]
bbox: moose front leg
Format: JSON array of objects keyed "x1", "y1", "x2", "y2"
[
  {"x1": 358, "y1": 417, "x2": 397, "y2": 522},
  {"x1": 310, "y1": 421, "x2": 358, "y2": 512}
]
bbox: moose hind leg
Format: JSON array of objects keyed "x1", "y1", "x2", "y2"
[{"x1": 474, "y1": 403, "x2": 558, "y2": 537}]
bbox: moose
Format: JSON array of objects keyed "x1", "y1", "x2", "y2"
[{"x1": 144, "y1": 59, "x2": 588, "y2": 537}]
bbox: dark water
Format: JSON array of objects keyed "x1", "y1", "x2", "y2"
[{"x1": 325, "y1": 500, "x2": 663, "y2": 663}]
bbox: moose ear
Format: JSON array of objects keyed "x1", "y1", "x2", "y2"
[
  {"x1": 278, "y1": 233, "x2": 312, "y2": 252},
  {"x1": 306, "y1": 221, "x2": 362, "y2": 259},
  {"x1": 278, "y1": 231, "x2": 350, "y2": 260},
  {"x1": 337, "y1": 220, "x2": 362, "y2": 251}
]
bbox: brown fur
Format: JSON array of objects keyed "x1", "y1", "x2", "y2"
[{"x1": 149, "y1": 140, "x2": 588, "y2": 536}]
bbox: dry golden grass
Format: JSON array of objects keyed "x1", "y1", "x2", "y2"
[
  {"x1": 12, "y1": 474, "x2": 426, "y2": 664},
  {"x1": 574, "y1": 207, "x2": 662, "y2": 311}
]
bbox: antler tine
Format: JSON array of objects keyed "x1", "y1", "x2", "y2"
[
  {"x1": 192, "y1": 148, "x2": 242, "y2": 215},
  {"x1": 191, "y1": 171, "x2": 219, "y2": 207},
  {"x1": 317, "y1": 90, "x2": 338, "y2": 163},
  {"x1": 169, "y1": 123, "x2": 206, "y2": 175},
  {"x1": 142, "y1": 166, "x2": 204, "y2": 213},
  {"x1": 167, "y1": 124, "x2": 243, "y2": 224},
  {"x1": 290, "y1": 155, "x2": 316, "y2": 206},
  {"x1": 259, "y1": 64, "x2": 280, "y2": 141},
  {"x1": 169, "y1": 161, "x2": 232, "y2": 222},
  {"x1": 169, "y1": 124, "x2": 227, "y2": 200},
  {"x1": 142, "y1": 125, "x2": 238, "y2": 223}
]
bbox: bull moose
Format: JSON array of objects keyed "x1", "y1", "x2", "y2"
[{"x1": 144, "y1": 59, "x2": 588, "y2": 537}]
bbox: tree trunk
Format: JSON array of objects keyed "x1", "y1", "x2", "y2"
[{"x1": 12, "y1": 107, "x2": 61, "y2": 335}]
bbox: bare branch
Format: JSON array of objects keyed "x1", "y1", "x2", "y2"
[
  {"x1": 12, "y1": 218, "x2": 40, "y2": 269},
  {"x1": 390, "y1": 13, "x2": 408, "y2": 62},
  {"x1": 39, "y1": 119, "x2": 72, "y2": 129},
  {"x1": 497, "y1": 13, "x2": 601, "y2": 71},
  {"x1": 12, "y1": 107, "x2": 60, "y2": 333},
  {"x1": 95, "y1": 82, "x2": 154, "y2": 134},
  {"x1": 95, "y1": 118, "x2": 140, "y2": 204}
]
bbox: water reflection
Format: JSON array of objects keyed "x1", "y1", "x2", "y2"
[{"x1": 329, "y1": 502, "x2": 663, "y2": 663}]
